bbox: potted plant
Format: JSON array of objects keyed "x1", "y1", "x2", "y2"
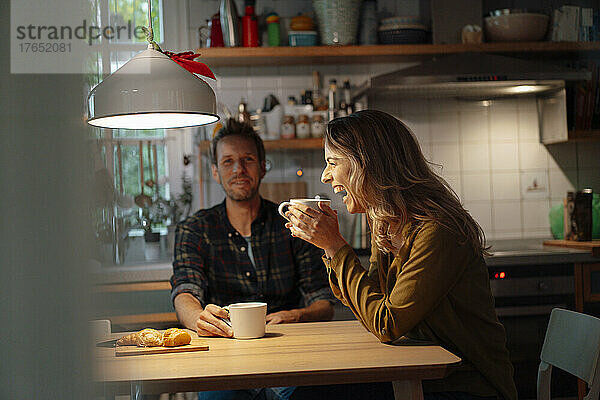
[
  {"x1": 139, "y1": 200, "x2": 169, "y2": 260},
  {"x1": 166, "y1": 175, "x2": 194, "y2": 256}
]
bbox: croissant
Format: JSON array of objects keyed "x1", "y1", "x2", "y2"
[
  {"x1": 116, "y1": 328, "x2": 163, "y2": 347},
  {"x1": 116, "y1": 328, "x2": 192, "y2": 347},
  {"x1": 162, "y1": 328, "x2": 192, "y2": 347}
]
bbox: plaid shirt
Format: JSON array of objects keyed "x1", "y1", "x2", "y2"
[{"x1": 170, "y1": 198, "x2": 334, "y2": 313}]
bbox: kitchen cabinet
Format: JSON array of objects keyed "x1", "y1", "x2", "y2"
[{"x1": 574, "y1": 262, "x2": 600, "y2": 311}]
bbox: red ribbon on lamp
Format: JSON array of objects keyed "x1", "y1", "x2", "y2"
[{"x1": 163, "y1": 51, "x2": 216, "y2": 80}]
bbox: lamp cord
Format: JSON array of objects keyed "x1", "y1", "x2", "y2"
[{"x1": 142, "y1": 0, "x2": 162, "y2": 51}]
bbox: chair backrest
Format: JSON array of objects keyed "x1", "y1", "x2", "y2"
[{"x1": 537, "y1": 308, "x2": 600, "y2": 400}]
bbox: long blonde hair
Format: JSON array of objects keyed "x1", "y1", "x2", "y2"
[{"x1": 325, "y1": 110, "x2": 488, "y2": 256}]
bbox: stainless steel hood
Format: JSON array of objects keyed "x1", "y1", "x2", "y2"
[{"x1": 365, "y1": 53, "x2": 588, "y2": 99}]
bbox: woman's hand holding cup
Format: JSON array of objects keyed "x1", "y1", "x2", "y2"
[{"x1": 282, "y1": 199, "x2": 348, "y2": 258}]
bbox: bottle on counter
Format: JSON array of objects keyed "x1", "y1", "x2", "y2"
[
  {"x1": 312, "y1": 71, "x2": 327, "y2": 111},
  {"x1": 266, "y1": 13, "x2": 281, "y2": 47},
  {"x1": 242, "y1": 5, "x2": 259, "y2": 47},
  {"x1": 301, "y1": 90, "x2": 313, "y2": 106},
  {"x1": 328, "y1": 79, "x2": 338, "y2": 121},
  {"x1": 339, "y1": 80, "x2": 353, "y2": 116},
  {"x1": 281, "y1": 115, "x2": 296, "y2": 139},
  {"x1": 208, "y1": 13, "x2": 224, "y2": 47},
  {"x1": 237, "y1": 99, "x2": 251, "y2": 123},
  {"x1": 296, "y1": 114, "x2": 311, "y2": 138}
]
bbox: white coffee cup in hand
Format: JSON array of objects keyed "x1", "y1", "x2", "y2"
[
  {"x1": 278, "y1": 198, "x2": 331, "y2": 221},
  {"x1": 227, "y1": 302, "x2": 268, "y2": 339}
]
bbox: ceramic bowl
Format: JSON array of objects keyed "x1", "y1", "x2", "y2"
[{"x1": 484, "y1": 13, "x2": 549, "y2": 42}]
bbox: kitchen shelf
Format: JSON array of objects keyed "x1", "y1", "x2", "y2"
[
  {"x1": 197, "y1": 42, "x2": 600, "y2": 67},
  {"x1": 198, "y1": 137, "x2": 323, "y2": 151}
]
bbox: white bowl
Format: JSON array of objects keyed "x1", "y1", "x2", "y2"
[{"x1": 484, "y1": 13, "x2": 549, "y2": 42}]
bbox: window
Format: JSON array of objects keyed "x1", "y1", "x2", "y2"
[{"x1": 89, "y1": 0, "x2": 184, "y2": 266}]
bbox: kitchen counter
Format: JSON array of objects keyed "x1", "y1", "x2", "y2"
[{"x1": 485, "y1": 238, "x2": 598, "y2": 266}]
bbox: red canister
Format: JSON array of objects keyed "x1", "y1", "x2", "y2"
[
  {"x1": 242, "y1": 6, "x2": 259, "y2": 47},
  {"x1": 209, "y1": 13, "x2": 224, "y2": 47}
]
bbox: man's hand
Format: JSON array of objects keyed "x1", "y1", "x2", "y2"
[
  {"x1": 195, "y1": 304, "x2": 233, "y2": 337},
  {"x1": 266, "y1": 309, "x2": 301, "y2": 324}
]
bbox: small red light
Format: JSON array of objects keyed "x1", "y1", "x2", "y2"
[
  {"x1": 494, "y1": 273, "x2": 499, "y2": 278},
  {"x1": 499, "y1": 272, "x2": 506, "y2": 279}
]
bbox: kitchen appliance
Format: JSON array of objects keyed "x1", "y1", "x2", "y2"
[
  {"x1": 487, "y1": 258, "x2": 576, "y2": 398},
  {"x1": 362, "y1": 53, "x2": 589, "y2": 99}
]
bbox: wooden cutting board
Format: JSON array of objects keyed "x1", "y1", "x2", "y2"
[
  {"x1": 543, "y1": 240, "x2": 600, "y2": 257},
  {"x1": 115, "y1": 338, "x2": 209, "y2": 357}
]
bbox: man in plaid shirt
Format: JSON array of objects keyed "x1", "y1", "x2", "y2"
[{"x1": 171, "y1": 118, "x2": 334, "y2": 340}]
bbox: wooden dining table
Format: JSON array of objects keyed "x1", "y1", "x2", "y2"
[{"x1": 94, "y1": 320, "x2": 461, "y2": 400}]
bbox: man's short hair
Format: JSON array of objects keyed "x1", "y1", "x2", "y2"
[{"x1": 210, "y1": 118, "x2": 265, "y2": 165}]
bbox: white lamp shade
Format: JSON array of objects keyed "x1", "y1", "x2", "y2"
[{"x1": 87, "y1": 49, "x2": 219, "y2": 129}]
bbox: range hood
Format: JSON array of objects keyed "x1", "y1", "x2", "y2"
[{"x1": 365, "y1": 53, "x2": 588, "y2": 99}]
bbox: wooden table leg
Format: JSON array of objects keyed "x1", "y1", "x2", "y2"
[{"x1": 392, "y1": 380, "x2": 424, "y2": 400}]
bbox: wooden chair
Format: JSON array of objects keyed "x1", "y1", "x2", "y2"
[{"x1": 538, "y1": 308, "x2": 600, "y2": 400}]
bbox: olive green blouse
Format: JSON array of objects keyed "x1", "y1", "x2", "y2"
[{"x1": 324, "y1": 221, "x2": 517, "y2": 400}]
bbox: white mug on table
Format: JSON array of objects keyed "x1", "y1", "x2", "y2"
[{"x1": 226, "y1": 302, "x2": 268, "y2": 339}]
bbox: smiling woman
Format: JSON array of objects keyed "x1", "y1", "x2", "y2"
[{"x1": 285, "y1": 110, "x2": 518, "y2": 400}]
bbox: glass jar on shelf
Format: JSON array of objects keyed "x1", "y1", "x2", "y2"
[
  {"x1": 311, "y1": 114, "x2": 325, "y2": 137},
  {"x1": 281, "y1": 115, "x2": 296, "y2": 139},
  {"x1": 296, "y1": 114, "x2": 311, "y2": 138}
]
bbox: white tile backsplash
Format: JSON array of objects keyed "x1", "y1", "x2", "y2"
[
  {"x1": 431, "y1": 143, "x2": 461, "y2": 172},
  {"x1": 464, "y1": 202, "x2": 493, "y2": 233},
  {"x1": 490, "y1": 109, "x2": 519, "y2": 142},
  {"x1": 519, "y1": 142, "x2": 548, "y2": 170},
  {"x1": 462, "y1": 173, "x2": 491, "y2": 202},
  {"x1": 461, "y1": 143, "x2": 490, "y2": 172},
  {"x1": 493, "y1": 201, "x2": 523, "y2": 232},
  {"x1": 522, "y1": 199, "x2": 551, "y2": 230},
  {"x1": 490, "y1": 143, "x2": 519, "y2": 171},
  {"x1": 430, "y1": 113, "x2": 460, "y2": 143},
  {"x1": 403, "y1": 114, "x2": 431, "y2": 144},
  {"x1": 459, "y1": 110, "x2": 489, "y2": 143},
  {"x1": 492, "y1": 173, "x2": 521, "y2": 200}
]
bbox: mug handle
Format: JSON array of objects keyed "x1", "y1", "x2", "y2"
[{"x1": 278, "y1": 201, "x2": 292, "y2": 221}]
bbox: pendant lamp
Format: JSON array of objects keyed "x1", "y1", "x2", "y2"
[{"x1": 86, "y1": 1, "x2": 219, "y2": 129}]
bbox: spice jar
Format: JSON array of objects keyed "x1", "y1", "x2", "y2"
[
  {"x1": 281, "y1": 115, "x2": 295, "y2": 139},
  {"x1": 311, "y1": 114, "x2": 325, "y2": 137},
  {"x1": 296, "y1": 114, "x2": 311, "y2": 138}
]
